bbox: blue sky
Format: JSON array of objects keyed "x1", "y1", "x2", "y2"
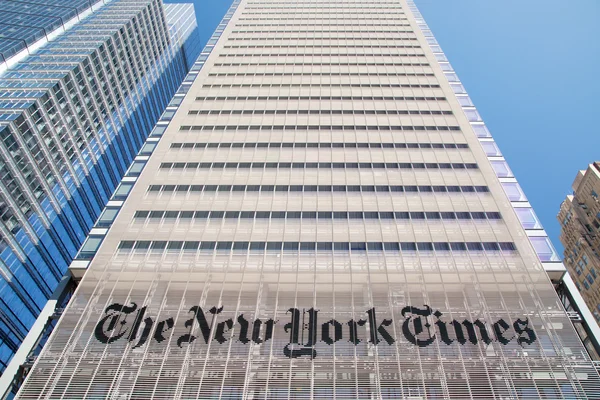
[
  {"x1": 167, "y1": 0, "x2": 600, "y2": 253},
  {"x1": 415, "y1": 0, "x2": 600, "y2": 252}
]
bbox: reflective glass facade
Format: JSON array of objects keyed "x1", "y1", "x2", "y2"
[
  {"x1": 17, "y1": 0, "x2": 600, "y2": 398},
  {"x1": 0, "y1": 0, "x2": 104, "y2": 66},
  {"x1": 0, "y1": 0, "x2": 200, "y2": 373},
  {"x1": 164, "y1": 4, "x2": 203, "y2": 71}
]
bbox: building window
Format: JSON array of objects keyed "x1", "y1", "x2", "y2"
[
  {"x1": 147, "y1": 184, "x2": 492, "y2": 194},
  {"x1": 117, "y1": 241, "x2": 517, "y2": 255},
  {"x1": 587, "y1": 274, "x2": 595, "y2": 285},
  {"x1": 133, "y1": 210, "x2": 502, "y2": 222}
]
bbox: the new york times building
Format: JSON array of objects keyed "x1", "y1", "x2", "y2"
[{"x1": 17, "y1": 0, "x2": 600, "y2": 398}]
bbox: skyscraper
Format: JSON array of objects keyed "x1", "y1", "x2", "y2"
[
  {"x1": 0, "y1": 0, "x2": 105, "y2": 72},
  {"x1": 558, "y1": 163, "x2": 600, "y2": 323},
  {"x1": 16, "y1": 0, "x2": 600, "y2": 398},
  {"x1": 0, "y1": 0, "x2": 200, "y2": 377}
]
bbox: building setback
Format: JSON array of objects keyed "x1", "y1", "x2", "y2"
[
  {"x1": 16, "y1": 0, "x2": 600, "y2": 398},
  {"x1": 559, "y1": 163, "x2": 600, "y2": 323},
  {"x1": 0, "y1": 0, "x2": 200, "y2": 375}
]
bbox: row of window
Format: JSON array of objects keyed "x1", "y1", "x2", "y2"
[
  {"x1": 133, "y1": 210, "x2": 502, "y2": 221},
  {"x1": 231, "y1": 30, "x2": 414, "y2": 34},
  {"x1": 201, "y1": 84, "x2": 441, "y2": 88},
  {"x1": 237, "y1": 17, "x2": 408, "y2": 21},
  {"x1": 207, "y1": 72, "x2": 435, "y2": 77},
  {"x1": 118, "y1": 240, "x2": 517, "y2": 252},
  {"x1": 243, "y1": 6, "x2": 404, "y2": 9},
  {"x1": 580, "y1": 263, "x2": 598, "y2": 290},
  {"x1": 147, "y1": 184, "x2": 490, "y2": 194},
  {"x1": 246, "y1": 1, "x2": 403, "y2": 4},
  {"x1": 179, "y1": 124, "x2": 460, "y2": 132},
  {"x1": 240, "y1": 11, "x2": 406, "y2": 15},
  {"x1": 575, "y1": 265, "x2": 597, "y2": 283},
  {"x1": 234, "y1": 24, "x2": 412, "y2": 28},
  {"x1": 195, "y1": 96, "x2": 447, "y2": 101},
  {"x1": 223, "y1": 45, "x2": 421, "y2": 49},
  {"x1": 219, "y1": 52, "x2": 423, "y2": 57},
  {"x1": 247, "y1": 1, "x2": 401, "y2": 3},
  {"x1": 188, "y1": 109, "x2": 451, "y2": 116},
  {"x1": 244, "y1": 5, "x2": 403, "y2": 9},
  {"x1": 159, "y1": 161, "x2": 479, "y2": 171},
  {"x1": 246, "y1": 2, "x2": 403, "y2": 4},
  {"x1": 227, "y1": 37, "x2": 419, "y2": 41},
  {"x1": 238, "y1": 13, "x2": 408, "y2": 21},
  {"x1": 214, "y1": 62, "x2": 430, "y2": 66},
  {"x1": 169, "y1": 142, "x2": 469, "y2": 150}
]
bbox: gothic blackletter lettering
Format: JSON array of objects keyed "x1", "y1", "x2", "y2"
[
  {"x1": 457, "y1": 319, "x2": 492, "y2": 345},
  {"x1": 305, "y1": 308, "x2": 319, "y2": 346},
  {"x1": 366, "y1": 308, "x2": 395, "y2": 345},
  {"x1": 95, "y1": 302, "x2": 138, "y2": 344},
  {"x1": 252, "y1": 318, "x2": 275, "y2": 344},
  {"x1": 283, "y1": 307, "x2": 316, "y2": 359},
  {"x1": 472, "y1": 320, "x2": 493, "y2": 345},
  {"x1": 513, "y1": 318, "x2": 536, "y2": 345},
  {"x1": 192, "y1": 306, "x2": 213, "y2": 343},
  {"x1": 237, "y1": 314, "x2": 250, "y2": 344},
  {"x1": 153, "y1": 318, "x2": 174, "y2": 343},
  {"x1": 347, "y1": 319, "x2": 367, "y2": 345},
  {"x1": 493, "y1": 319, "x2": 514, "y2": 345},
  {"x1": 214, "y1": 319, "x2": 234, "y2": 344},
  {"x1": 401, "y1": 305, "x2": 435, "y2": 347},
  {"x1": 433, "y1": 310, "x2": 453, "y2": 345},
  {"x1": 177, "y1": 308, "x2": 198, "y2": 347},
  {"x1": 322, "y1": 319, "x2": 343, "y2": 345}
]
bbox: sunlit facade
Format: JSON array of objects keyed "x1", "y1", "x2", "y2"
[
  {"x1": 17, "y1": 0, "x2": 600, "y2": 398},
  {"x1": 559, "y1": 163, "x2": 600, "y2": 324},
  {"x1": 0, "y1": 0, "x2": 199, "y2": 373}
]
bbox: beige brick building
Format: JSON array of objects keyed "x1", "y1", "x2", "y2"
[{"x1": 559, "y1": 163, "x2": 600, "y2": 323}]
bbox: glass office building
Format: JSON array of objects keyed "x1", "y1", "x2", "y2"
[
  {"x1": 17, "y1": 0, "x2": 600, "y2": 398},
  {"x1": 0, "y1": 0, "x2": 200, "y2": 374},
  {"x1": 164, "y1": 3, "x2": 203, "y2": 71},
  {"x1": 0, "y1": 0, "x2": 104, "y2": 71}
]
